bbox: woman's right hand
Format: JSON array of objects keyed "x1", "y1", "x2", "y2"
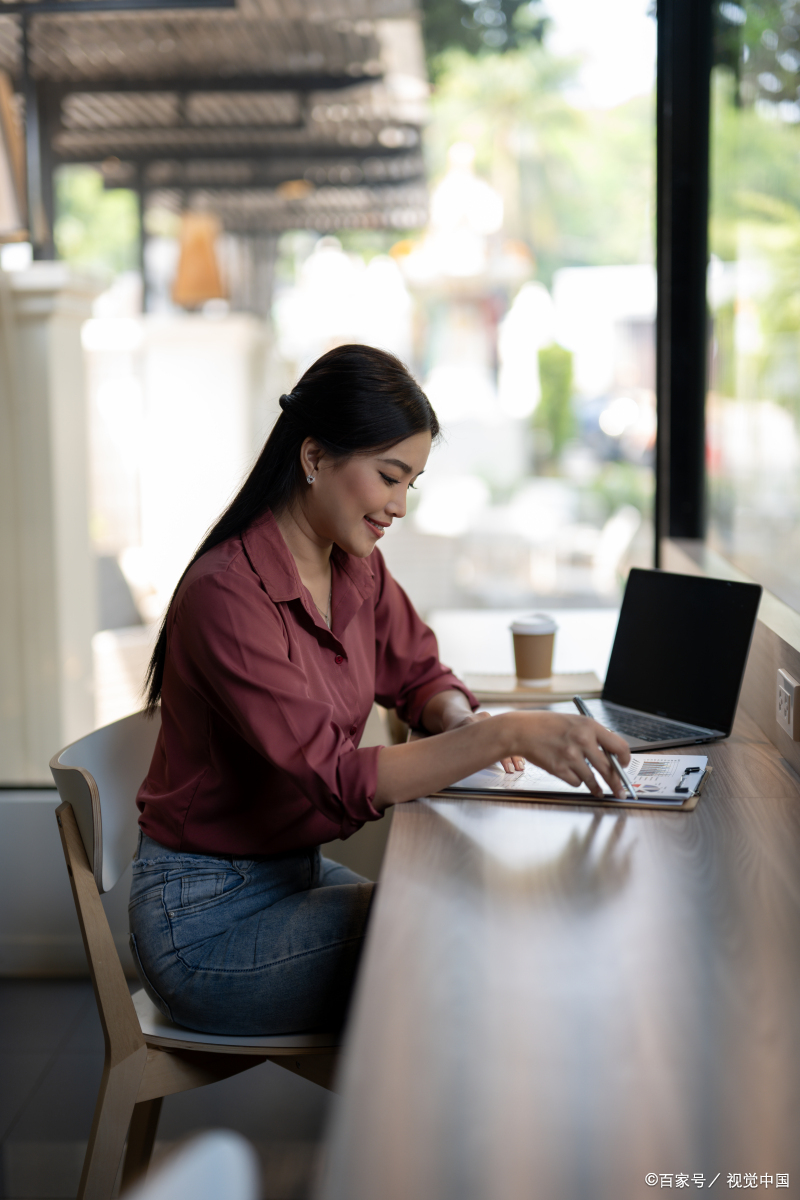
[
  {"x1": 375, "y1": 707, "x2": 632, "y2": 810},
  {"x1": 503, "y1": 710, "x2": 631, "y2": 799}
]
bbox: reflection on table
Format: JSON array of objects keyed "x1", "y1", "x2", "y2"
[{"x1": 316, "y1": 705, "x2": 800, "y2": 1200}]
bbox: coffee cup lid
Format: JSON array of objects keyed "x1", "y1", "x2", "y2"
[{"x1": 510, "y1": 613, "x2": 558, "y2": 636}]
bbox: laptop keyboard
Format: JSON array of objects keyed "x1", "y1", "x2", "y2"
[{"x1": 587, "y1": 701, "x2": 705, "y2": 743}]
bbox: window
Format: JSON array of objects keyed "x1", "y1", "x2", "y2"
[{"x1": 707, "y1": 0, "x2": 800, "y2": 609}]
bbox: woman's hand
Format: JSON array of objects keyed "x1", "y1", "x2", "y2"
[
  {"x1": 504, "y1": 710, "x2": 630, "y2": 798},
  {"x1": 418, "y1": 690, "x2": 525, "y2": 774},
  {"x1": 376, "y1": 693, "x2": 632, "y2": 810},
  {"x1": 446, "y1": 709, "x2": 526, "y2": 774}
]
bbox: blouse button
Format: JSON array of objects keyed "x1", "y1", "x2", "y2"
[{"x1": 335, "y1": 654, "x2": 344, "y2": 665}]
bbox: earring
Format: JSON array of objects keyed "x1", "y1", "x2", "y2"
[{"x1": 306, "y1": 474, "x2": 315, "y2": 484}]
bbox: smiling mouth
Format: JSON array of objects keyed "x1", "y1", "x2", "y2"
[{"x1": 364, "y1": 515, "x2": 389, "y2": 534}]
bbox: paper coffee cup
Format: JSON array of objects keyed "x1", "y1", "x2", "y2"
[{"x1": 510, "y1": 614, "x2": 558, "y2": 686}]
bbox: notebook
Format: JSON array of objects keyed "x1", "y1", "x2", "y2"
[
  {"x1": 573, "y1": 568, "x2": 761, "y2": 751},
  {"x1": 438, "y1": 753, "x2": 710, "y2": 809}
]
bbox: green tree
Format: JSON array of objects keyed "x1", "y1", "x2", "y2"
[
  {"x1": 536, "y1": 342, "x2": 574, "y2": 462},
  {"x1": 710, "y1": 71, "x2": 800, "y2": 260},
  {"x1": 713, "y1": 0, "x2": 800, "y2": 110},
  {"x1": 709, "y1": 65, "x2": 800, "y2": 414},
  {"x1": 428, "y1": 43, "x2": 654, "y2": 282},
  {"x1": 421, "y1": 0, "x2": 548, "y2": 71},
  {"x1": 55, "y1": 166, "x2": 139, "y2": 276}
]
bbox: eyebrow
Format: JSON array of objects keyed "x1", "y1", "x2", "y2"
[{"x1": 378, "y1": 457, "x2": 424, "y2": 477}]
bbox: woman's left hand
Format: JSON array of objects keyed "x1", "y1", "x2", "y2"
[
  {"x1": 445, "y1": 710, "x2": 526, "y2": 774},
  {"x1": 418, "y1": 689, "x2": 526, "y2": 774}
]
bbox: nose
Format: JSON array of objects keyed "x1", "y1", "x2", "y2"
[{"x1": 386, "y1": 488, "x2": 407, "y2": 519}]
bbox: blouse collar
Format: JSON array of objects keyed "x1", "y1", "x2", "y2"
[{"x1": 242, "y1": 509, "x2": 376, "y2": 636}]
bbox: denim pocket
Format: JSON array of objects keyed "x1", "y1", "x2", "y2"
[
  {"x1": 129, "y1": 862, "x2": 169, "y2": 912},
  {"x1": 180, "y1": 870, "x2": 226, "y2": 909},
  {"x1": 164, "y1": 864, "x2": 247, "y2": 916},
  {"x1": 163, "y1": 862, "x2": 250, "y2": 957}
]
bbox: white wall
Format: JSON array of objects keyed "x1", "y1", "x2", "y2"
[
  {"x1": 138, "y1": 316, "x2": 268, "y2": 608},
  {"x1": 0, "y1": 266, "x2": 99, "y2": 784},
  {"x1": 0, "y1": 790, "x2": 134, "y2": 977},
  {"x1": 83, "y1": 313, "x2": 271, "y2": 619}
]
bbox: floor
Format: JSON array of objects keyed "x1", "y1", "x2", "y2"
[{"x1": 0, "y1": 980, "x2": 332, "y2": 1200}]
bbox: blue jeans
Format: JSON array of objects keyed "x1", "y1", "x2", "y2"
[{"x1": 128, "y1": 832, "x2": 374, "y2": 1036}]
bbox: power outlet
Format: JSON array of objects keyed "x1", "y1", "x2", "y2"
[{"x1": 776, "y1": 669, "x2": 800, "y2": 740}]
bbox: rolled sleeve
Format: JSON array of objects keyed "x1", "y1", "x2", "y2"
[
  {"x1": 372, "y1": 552, "x2": 478, "y2": 728},
  {"x1": 171, "y1": 573, "x2": 383, "y2": 829}
]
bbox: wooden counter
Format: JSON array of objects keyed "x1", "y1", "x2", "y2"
[{"x1": 316, "y1": 710, "x2": 800, "y2": 1200}]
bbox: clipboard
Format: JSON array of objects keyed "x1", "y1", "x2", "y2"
[{"x1": 432, "y1": 761, "x2": 712, "y2": 812}]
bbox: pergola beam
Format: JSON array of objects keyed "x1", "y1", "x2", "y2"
[
  {"x1": 113, "y1": 172, "x2": 425, "y2": 192},
  {"x1": 119, "y1": 174, "x2": 425, "y2": 192},
  {"x1": 87, "y1": 147, "x2": 424, "y2": 193},
  {"x1": 11, "y1": 1, "x2": 418, "y2": 266},
  {"x1": 39, "y1": 73, "x2": 379, "y2": 94},
  {"x1": 52, "y1": 138, "x2": 419, "y2": 164},
  {"x1": 54, "y1": 121, "x2": 307, "y2": 139},
  {"x1": 2, "y1": 0, "x2": 235, "y2": 12}
]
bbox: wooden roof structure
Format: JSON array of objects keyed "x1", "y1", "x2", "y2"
[{"x1": 2, "y1": 0, "x2": 428, "y2": 254}]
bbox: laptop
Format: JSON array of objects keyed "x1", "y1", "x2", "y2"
[{"x1": 576, "y1": 568, "x2": 762, "y2": 751}]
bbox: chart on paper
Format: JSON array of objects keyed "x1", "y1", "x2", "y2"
[{"x1": 445, "y1": 754, "x2": 709, "y2": 802}]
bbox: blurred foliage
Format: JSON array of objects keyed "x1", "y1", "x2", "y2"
[
  {"x1": 55, "y1": 166, "x2": 139, "y2": 276},
  {"x1": 421, "y1": 0, "x2": 548, "y2": 75},
  {"x1": 710, "y1": 299, "x2": 737, "y2": 396},
  {"x1": 583, "y1": 461, "x2": 653, "y2": 521},
  {"x1": 710, "y1": 39, "x2": 800, "y2": 415},
  {"x1": 710, "y1": 72, "x2": 800, "y2": 260},
  {"x1": 535, "y1": 343, "x2": 574, "y2": 461},
  {"x1": 427, "y1": 43, "x2": 654, "y2": 283},
  {"x1": 713, "y1": 0, "x2": 800, "y2": 109},
  {"x1": 143, "y1": 206, "x2": 181, "y2": 238},
  {"x1": 335, "y1": 229, "x2": 407, "y2": 260}
]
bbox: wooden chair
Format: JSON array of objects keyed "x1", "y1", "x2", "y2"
[{"x1": 50, "y1": 710, "x2": 339, "y2": 1200}]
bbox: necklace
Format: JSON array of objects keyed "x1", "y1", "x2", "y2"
[{"x1": 313, "y1": 586, "x2": 332, "y2": 628}]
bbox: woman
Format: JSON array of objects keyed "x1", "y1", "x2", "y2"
[{"x1": 130, "y1": 343, "x2": 629, "y2": 1037}]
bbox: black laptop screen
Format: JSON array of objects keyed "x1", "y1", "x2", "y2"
[{"x1": 602, "y1": 569, "x2": 762, "y2": 734}]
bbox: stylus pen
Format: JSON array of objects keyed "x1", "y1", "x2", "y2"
[{"x1": 572, "y1": 695, "x2": 637, "y2": 800}]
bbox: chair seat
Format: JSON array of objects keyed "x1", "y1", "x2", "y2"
[{"x1": 133, "y1": 989, "x2": 340, "y2": 1053}]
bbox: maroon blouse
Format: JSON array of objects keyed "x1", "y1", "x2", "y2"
[{"x1": 136, "y1": 509, "x2": 476, "y2": 856}]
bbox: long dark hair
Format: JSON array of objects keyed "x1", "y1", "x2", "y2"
[{"x1": 144, "y1": 343, "x2": 439, "y2": 713}]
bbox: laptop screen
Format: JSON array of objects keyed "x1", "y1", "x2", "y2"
[{"x1": 602, "y1": 569, "x2": 762, "y2": 733}]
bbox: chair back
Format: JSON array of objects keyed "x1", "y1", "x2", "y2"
[{"x1": 50, "y1": 710, "x2": 161, "y2": 894}]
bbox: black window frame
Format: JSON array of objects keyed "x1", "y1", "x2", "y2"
[{"x1": 655, "y1": 0, "x2": 713, "y2": 561}]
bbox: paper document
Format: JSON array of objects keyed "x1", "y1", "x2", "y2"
[{"x1": 445, "y1": 754, "x2": 709, "y2": 805}]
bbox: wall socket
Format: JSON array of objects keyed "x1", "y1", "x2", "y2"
[{"x1": 776, "y1": 669, "x2": 800, "y2": 740}]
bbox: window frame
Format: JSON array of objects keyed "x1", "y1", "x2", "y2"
[{"x1": 655, "y1": 0, "x2": 713, "y2": 560}]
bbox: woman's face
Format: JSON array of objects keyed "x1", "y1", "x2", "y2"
[{"x1": 301, "y1": 430, "x2": 432, "y2": 557}]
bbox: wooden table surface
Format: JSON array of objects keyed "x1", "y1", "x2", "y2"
[{"x1": 316, "y1": 710, "x2": 800, "y2": 1200}]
